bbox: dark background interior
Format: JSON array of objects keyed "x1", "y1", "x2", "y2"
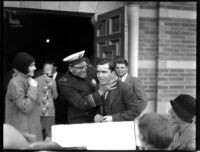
[{"x1": 3, "y1": 7, "x2": 94, "y2": 75}]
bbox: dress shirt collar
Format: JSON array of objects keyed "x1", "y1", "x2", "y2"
[
  {"x1": 120, "y1": 73, "x2": 128, "y2": 82},
  {"x1": 53, "y1": 72, "x2": 57, "y2": 80}
]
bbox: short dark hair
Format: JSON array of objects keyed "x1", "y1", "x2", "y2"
[
  {"x1": 44, "y1": 60, "x2": 56, "y2": 67},
  {"x1": 138, "y1": 112, "x2": 173, "y2": 149},
  {"x1": 115, "y1": 58, "x2": 128, "y2": 67},
  {"x1": 96, "y1": 58, "x2": 115, "y2": 72}
]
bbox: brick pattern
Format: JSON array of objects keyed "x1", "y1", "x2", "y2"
[
  {"x1": 157, "y1": 69, "x2": 196, "y2": 101},
  {"x1": 159, "y1": 18, "x2": 196, "y2": 61},
  {"x1": 156, "y1": 2, "x2": 196, "y2": 113},
  {"x1": 138, "y1": 17, "x2": 158, "y2": 110},
  {"x1": 160, "y1": 2, "x2": 196, "y2": 11},
  {"x1": 138, "y1": 2, "x2": 196, "y2": 113},
  {"x1": 139, "y1": 68, "x2": 157, "y2": 105},
  {"x1": 139, "y1": 18, "x2": 158, "y2": 60}
]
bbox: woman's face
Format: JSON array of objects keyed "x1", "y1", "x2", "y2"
[
  {"x1": 27, "y1": 62, "x2": 36, "y2": 77},
  {"x1": 168, "y1": 108, "x2": 182, "y2": 125}
]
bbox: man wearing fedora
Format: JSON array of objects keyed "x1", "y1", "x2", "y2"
[
  {"x1": 58, "y1": 50, "x2": 116, "y2": 124},
  {"x1": 169, "y1": 94, "x2": 196, "y2": 150}
]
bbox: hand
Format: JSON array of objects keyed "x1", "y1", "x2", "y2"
[
  {"x1": 103, "y1": 115, "x2": 113, "y2": 122},
  {"x1": 22, "y1": 132, "x2": 37, "y2": 143},
  {"x1": 91, "y1": 79, "x2": 97, "y2": 87},
  {"x1": 98, "y1": 80, "x2": 117, "y2": 96},
  {"x1": 112, "y1": 74, "x2": 118, "y2": 82},
  {"x1": 28, "y1": 77, "x2": 38, "y2": 87},
  {"x1": 47, "y1": 81, "x2": 53, "y2": 88},
  {"x1": 94, "y1": 114, "x2": 104, "y2": 122},
  {"x1": 29, "y1": 141, "x2": 62, "y2": 150}
]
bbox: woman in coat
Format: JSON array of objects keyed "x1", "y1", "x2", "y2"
[{"x1": 5, "y1": 52, "x2": 42, "y2": 141}]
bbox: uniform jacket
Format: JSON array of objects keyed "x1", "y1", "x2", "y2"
[
  {"x1": 58, "y1": 71, "x2": 102, "y2": 124},
  {"x1": 36, "y1": 74, "x2": 58, "y2": 116},
  {"x1": 5, "y1": 71, "x2": 42, "y2": 141},
  {"x1": 170, "y1": 123, "x2": 196, "y2": 150},
  {"x1": 124, "y1": 74, "x2": 148, "y2": 114},
  {"x1": 100, "y1": 80, "x2": 141, "y2": 121}
]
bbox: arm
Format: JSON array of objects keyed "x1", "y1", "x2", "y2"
[
  {"x1": 49, "y1": 79, "x2": 58, "y2": 99},
  {"x1": 58, "y1": 80, "x2": 103, "y2": 111},
  {"x1": 112, "y1": 83, "x2": 141, "y2": 121},
  {"x1": 132, "y1": 77, "x2": 148, "y2": 113},
  {"x1": 10, "y1": 79, "x2": 38, "y2": 113}
]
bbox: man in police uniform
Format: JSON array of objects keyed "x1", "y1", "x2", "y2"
[{"x1": 58, "y1": 51, "x2": 116, "y2": 124}]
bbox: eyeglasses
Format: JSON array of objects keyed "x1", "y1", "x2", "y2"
[{"x1": 73, "y1": 65, "x2": 87, "y2": 70}]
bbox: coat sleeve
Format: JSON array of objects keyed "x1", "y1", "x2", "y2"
[
  {"x1": 58, "y1": 79, "x2": 103, "y2": 111},
  {"x1": 50, "y1": 80, "x2": 58, "y2": 100},
  {"x1": 112, "y1": 83, "x2": 141, "y2": 121},
  {"x1": 10, "y1": 80, "x2": 38, "y2": 113},
  {"x1": 132, "y1": 77, "x2": 148, "y2": 113}
]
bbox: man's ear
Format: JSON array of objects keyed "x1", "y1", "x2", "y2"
[
  {"x1": 68, "y1": 66, "x2": 73, "y2": 73},
  {"x1": 111, "y1": 71, "x2": 116, "y2": 76}
]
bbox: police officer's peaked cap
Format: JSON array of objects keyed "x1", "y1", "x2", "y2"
[{"x1": 63, "y1": 50, "x2": 85, "y2": 66}]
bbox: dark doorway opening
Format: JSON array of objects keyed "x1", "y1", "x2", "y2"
[{"x1": 3, "y1": 7, "x2": 95, "y2": 75}]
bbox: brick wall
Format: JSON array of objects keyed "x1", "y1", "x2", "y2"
[
  {"x1": 138, "y1": 17, "x2": 158, "y2": 112},
  {"x1": 157, "y1": 2, "x2": 196, "y2": 113},
  {"x1": 159, "y1": 2, "x2": 196, "y2": 10},
  {"x1": 138, "y1": 2, "x2": 196, "y2": 113}
]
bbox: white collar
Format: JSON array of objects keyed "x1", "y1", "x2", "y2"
[
  {"x1": 120, "y1": 73, "x2": 128, "y2": 82},
  {"x1": 53, "y1": 72, "x2": 57, "y2": 80}
]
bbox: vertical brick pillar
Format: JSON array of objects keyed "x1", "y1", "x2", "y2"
[{"x1": 156, "y1": 2, "x2": 196, "y2": 114}]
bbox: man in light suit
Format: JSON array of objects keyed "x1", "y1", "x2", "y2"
[
  {"x1": 114, "y1": 58, "x2": 148, "y2": 115},
  {"x1": 94, "y1": 58, "x2": 141, "y2": 122}
]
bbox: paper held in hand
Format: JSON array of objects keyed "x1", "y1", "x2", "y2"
[{"x1": 52, "y1": 121, "x2": 137, "y2": 150}]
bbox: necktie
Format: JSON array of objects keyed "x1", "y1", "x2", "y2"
[{"x1": 103, "y1": 91, "x2": 109, "y2": 115}]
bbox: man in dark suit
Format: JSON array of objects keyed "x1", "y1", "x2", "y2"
[
  {"x1": 114, "y1": 58, "x2": 148, "y2": 115},
  {"x1": 50, "y1": 61, "x2": 67, "y2": 124},
  {"x1": 94, "y1": 58, "x2": 141, "y2": 122},
  {"x1": 58, "y1": 51, "x2": 116, "y2": 124}
]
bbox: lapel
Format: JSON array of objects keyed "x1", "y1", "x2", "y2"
[
  {"x1": 172, "y1": 133, "x2": 185, "y2": 150},
  {"x1": 172, "y1": 124, "x2": 193, "y2": 150},
  {"x1": 124, "y1": 74, "x2": 132, "y2": 84},
  {"x1": 108, "y1": 81, "x2": 120, "y2": 109}
]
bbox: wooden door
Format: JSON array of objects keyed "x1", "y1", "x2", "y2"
[{"x1": 94, "y1": 6, "x2": 128, "y2": 61}]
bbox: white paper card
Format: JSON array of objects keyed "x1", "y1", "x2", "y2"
[{"x1": 52, "y1": 121, "x2": 136, "y2": 150}]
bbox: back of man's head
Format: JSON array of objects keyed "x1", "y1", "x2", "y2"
[{"x1": 138, "y1": 112, "x2": 173, "y2": 150}]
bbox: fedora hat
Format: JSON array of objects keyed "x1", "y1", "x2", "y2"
[{"x1": 170, "y1": 94, "x2": 196, "y2": 123}]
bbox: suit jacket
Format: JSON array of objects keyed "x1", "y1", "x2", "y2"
[
  {"x1": 5, "y1": 70, "x2": 42, "y2": 141},
  {"x1": 101, "y1": 80, "x2": 141, "y2": 121},
  {"x1": 53, "y1": 72, "x2": 70, "y2": 124},
  {"x1": 124, "y1": 74, "x2": 148, "y2": 114},
  {"x1": 170, "y1": 123, "x2": 196, "y2": 150},
  {"x1": 58, "y1": 71, "x2": 102, "y2": 124}
]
